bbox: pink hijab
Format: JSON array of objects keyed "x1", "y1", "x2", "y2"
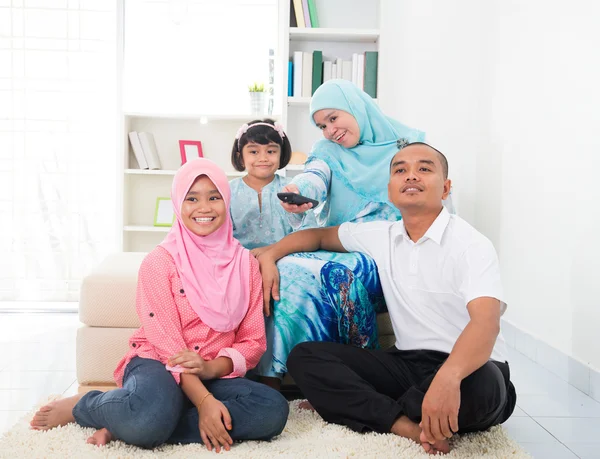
[{"x1": 160, "y1": 158, "x2": 251, "y2": 332}]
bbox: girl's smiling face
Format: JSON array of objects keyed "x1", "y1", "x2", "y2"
[
  {"x1": 241, "y1": 142, "x2": 281, "y2": 180},
  {"x1": 313, "y1": 109, "x2": 360, "y2": 148},
  {"x1": 181, "y1": 175, "x2": 227, "y2": 237}
]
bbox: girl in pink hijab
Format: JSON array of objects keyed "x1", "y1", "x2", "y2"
[{"x1": 31, "y1": 159, "x2": 289, "y2": 452}]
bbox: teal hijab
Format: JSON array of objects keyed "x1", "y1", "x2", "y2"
[{"x1": 309, "y1": 79, "x2": 425, "y2": 204}]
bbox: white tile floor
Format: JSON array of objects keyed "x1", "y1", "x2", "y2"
[{"x1": 0, "y1": 312, "x2": 598, "y2": 458}]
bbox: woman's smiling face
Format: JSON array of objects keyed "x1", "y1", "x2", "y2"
[{"x1": 313, "y1": 109, "x2": 360, "y2": 148}]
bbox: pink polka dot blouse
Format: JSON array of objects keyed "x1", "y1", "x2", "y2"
[{"x1": 113, "y1": 246, "x2": 266, "y2": 386}]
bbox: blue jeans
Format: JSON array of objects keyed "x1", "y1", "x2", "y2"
[{"x1": 72, "y1": 357, "x2": 289, "y2": 449}]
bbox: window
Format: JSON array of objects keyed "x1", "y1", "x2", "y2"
[{"x1": 0, "y1": 1, "x2": 118, "y2": 305}]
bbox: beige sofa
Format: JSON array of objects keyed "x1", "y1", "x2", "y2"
[{"x1": 77, "y1": 252, "x2": 395, "y2": 388}]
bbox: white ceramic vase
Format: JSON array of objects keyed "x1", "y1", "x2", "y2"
[{"x1": 249, "y1": 91, "x2": 266, "y2": 116}]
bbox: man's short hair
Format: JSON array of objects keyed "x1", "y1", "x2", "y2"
[{"x1": 393, "y1": 140, "x2": 449, "y2": 179}]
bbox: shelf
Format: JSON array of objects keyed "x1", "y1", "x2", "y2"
[
  {"x1": 124, "y1": 225, "x2": 171, "y2": 233},
  {"x1": 288, "y1": 97, "x2": 311, "y2": 106},
  {"x1": 123, "y1": 112, "x2": 281, "y2": 122},
  {"x1": 289, "y1": 28, "x2": 379, "y2": 43},
  {"x1": 288, "y1": 96, "x2": 377, "y2": 106},
  {"x1": 125, "y1": 169, "x2": 246, "y2": 177}
]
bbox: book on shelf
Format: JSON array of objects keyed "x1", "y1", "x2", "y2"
[
  {"x1": 288, "y1": 61, "x2": 293, "y2": 97},
  {"x1": 138, "y1": 132, "x2": 162, "y2": 170},
  {"x1": 290, "y1": 0, "x2": 319, "y2": 28},
  {"x1": 289, "y1": 0, "x2": 297, "y2": 27},
  {"x1": 364, "y1": 51, "x2": 379, "y2": 98},
  {"x1": 291, "y1": 51, "x2": 379, "y2": 98},
  {"x1": 301, "y1": 0, "x2": 311, "y2": 27},
  {"x1": 301, "y1": 51, "x2": 313, "y2": 97},
  {"x1": 128, "y1": 131, "x2": 149, "y2": 169},
  {"x1": 323, "y1": 61, "x2": 333, "y2": 83},
  {"x1": 307, "y1": 0, "x2": 319, "y2": 28},
  {"x1": 293, "y1": 51, "x2": 303, "y2": 97},
  {"x1": 292, "y1": 0, "x2": 305, "y2": 28},
  {"x1": 311, "y1": 50, "x2": 323, "y2": 95}
]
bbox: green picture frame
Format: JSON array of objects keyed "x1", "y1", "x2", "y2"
[{"x1": 154, "y1": 197, "x2": 175, "y2": 227}]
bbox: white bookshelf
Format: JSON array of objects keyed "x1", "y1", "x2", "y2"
[
  {"x1": 119, "y1": 114, "x2": 259, "y2": 252},
  {"x1": 116, "y1": 0, "x2": 380, "y2": 252},
  {"x1": 278, "y1": 0, "x2": 381, "y2": 158}
]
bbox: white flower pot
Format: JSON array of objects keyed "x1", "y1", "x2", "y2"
[{"x1": 249, "y1": 91, "x2": 266, "y2": 116}]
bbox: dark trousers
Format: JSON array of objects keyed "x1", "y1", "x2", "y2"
[{"x1": 287, "y1": 342, "x2": 516, "y2": 434}]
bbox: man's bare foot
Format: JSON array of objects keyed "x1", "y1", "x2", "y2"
[
  {"x1": 30, "y1": 393, "x2": 84, "y2": 431},
  {"x1": 87, "y1": 428, "x2": 113, "y2": 446},
  {"x1": 391, "y1": 415, "x2": 451, "y2": 455},
  {"x1": 419, "y1": 430, "x2": 450, "y2": 455},
  {"x1": 298, "y1": 400, "x2": 316, "y2": 411}
]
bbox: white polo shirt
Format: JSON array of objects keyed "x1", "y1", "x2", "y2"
[{"x1": 338, "y1": 207, "x2": 508, "y2": 362}]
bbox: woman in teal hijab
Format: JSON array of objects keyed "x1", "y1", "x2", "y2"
[{"x1": 256, "y1": 80, "x2": 425, "y2": 384}]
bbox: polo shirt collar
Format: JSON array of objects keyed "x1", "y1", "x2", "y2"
[
  {"x1": 422, "y1": 207, "x2": 451, "y2": 245},
  {"x1": 397, "y1": 207, "x2": 451, "y2": 245}
]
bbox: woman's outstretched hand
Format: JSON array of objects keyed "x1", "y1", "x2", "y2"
[
  {"x1": 257, "y1": 255, "x2": 280, "y2": 317},
  {"x1": 280, "y1": 184, "x2": 313, "y2": 214}
]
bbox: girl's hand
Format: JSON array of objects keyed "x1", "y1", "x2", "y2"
[
  {"x1": 258, "y1": 256, "x2": 280, "y2": 316},
  {"x1": 250, "y1": 244, "x2": 272, "y2": 260},
  {"x1": 168, "y1": 350, "x2": 211, "y2": 378},
  {"x1": 280, "y1": 184, "x2": 313, "y2": 214},
  {"x1": 198, "y1": 397, "x2": 233, "y2": 453}
]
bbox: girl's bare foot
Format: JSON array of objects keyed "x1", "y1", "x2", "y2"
[
  {"x1": 87, "y1": 428, "x2": 113, "y2": 446},
  {"x1": 419, "y1": 430, "x2": 450, "y2": 455},
  {"x1": 298, "y1": 400, "x2": 316, "y2": 411},
  {"x1": 30, "y1": 393, "x2": 84, "y2": 431}
]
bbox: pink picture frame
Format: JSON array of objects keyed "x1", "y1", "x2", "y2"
[{"x1": 179, "y1": 140, "x2": 203, "y2": 165}]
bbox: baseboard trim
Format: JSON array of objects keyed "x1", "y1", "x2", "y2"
[{"x1": 502, "y1": 318, "x2": 600, "y2": 403}]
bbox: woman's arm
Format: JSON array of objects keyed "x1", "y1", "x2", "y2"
[{"x1": 281, "y1": 159, "x2": 331, "y2": 220}]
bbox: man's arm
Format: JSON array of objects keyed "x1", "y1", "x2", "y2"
[
  {"x1": 420, "y1": 297, "x2": 501, "y2": 443},
  {"x1": 257, "y1": 226, "x2": 346, "y2": 312}
]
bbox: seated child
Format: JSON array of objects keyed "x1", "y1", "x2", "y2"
[
  {"x1": 229, "y1": 118, "x2": 315, "y2": 252},
  {"x1": 30, "y1": 159, "x2": 289, "y2": 452},
  {"x1": 229, "y1": 119, "x2": 315, "y2": 388}
]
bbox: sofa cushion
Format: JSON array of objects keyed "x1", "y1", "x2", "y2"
[
  {"x1": 77, "y1": 325, "x2": 138, "y2": 385},
  {"x1": 79, "y1": 252, "x2": 145, "y2": 328}
]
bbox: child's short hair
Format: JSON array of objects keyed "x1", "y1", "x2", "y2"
[{"x1": 231, "y1": 118, "x2": 292, "y2": 172}]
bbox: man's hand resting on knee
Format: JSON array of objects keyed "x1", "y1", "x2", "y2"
[{"x1": 420, "y1": 369, "x2": 460, "y2": 443}]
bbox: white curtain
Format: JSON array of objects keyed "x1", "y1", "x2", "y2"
[{"x1": 0, "y1": 1, "x2": 118, "y2": 304}]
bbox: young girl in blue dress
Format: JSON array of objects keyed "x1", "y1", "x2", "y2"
[
  {"x1": 229, "y1": 119, "x2": 315, "y2": 387},
  {"x1": 229, "y1": 118, "x2": 314, "y2": 252}
]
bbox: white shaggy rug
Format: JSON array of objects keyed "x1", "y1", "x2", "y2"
[{"x1": 0, "y1": 399, "x2": 530, "y2": 459}]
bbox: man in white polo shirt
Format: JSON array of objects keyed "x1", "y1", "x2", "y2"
[{"x1": 258, "y1": 142, "x2": 516, "y2": 455}]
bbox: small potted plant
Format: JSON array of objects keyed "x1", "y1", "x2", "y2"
[{"x1": 248, "y1": 82, "x2": 266, "y2": 115}]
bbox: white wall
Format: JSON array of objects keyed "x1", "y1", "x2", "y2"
[
  {"x1": 378, "y1": 0, "x2": 490, "y2": 225},
  {"x1": 379, "y1": 0, "x2": 600, "y2": 368},
  {"x1": 484, "y1": 0, "x2": 600, "y2": 368}
]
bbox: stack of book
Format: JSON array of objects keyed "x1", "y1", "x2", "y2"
[
  {"x1": 289, "y1": 51, "x2": 378, "y2": 99},
  {"x1": 290, "y1": 0, "x2": 319, "y2": 28},
  {"x1": 128, "y1": 131, "x2": 162, "y2": 170}
]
